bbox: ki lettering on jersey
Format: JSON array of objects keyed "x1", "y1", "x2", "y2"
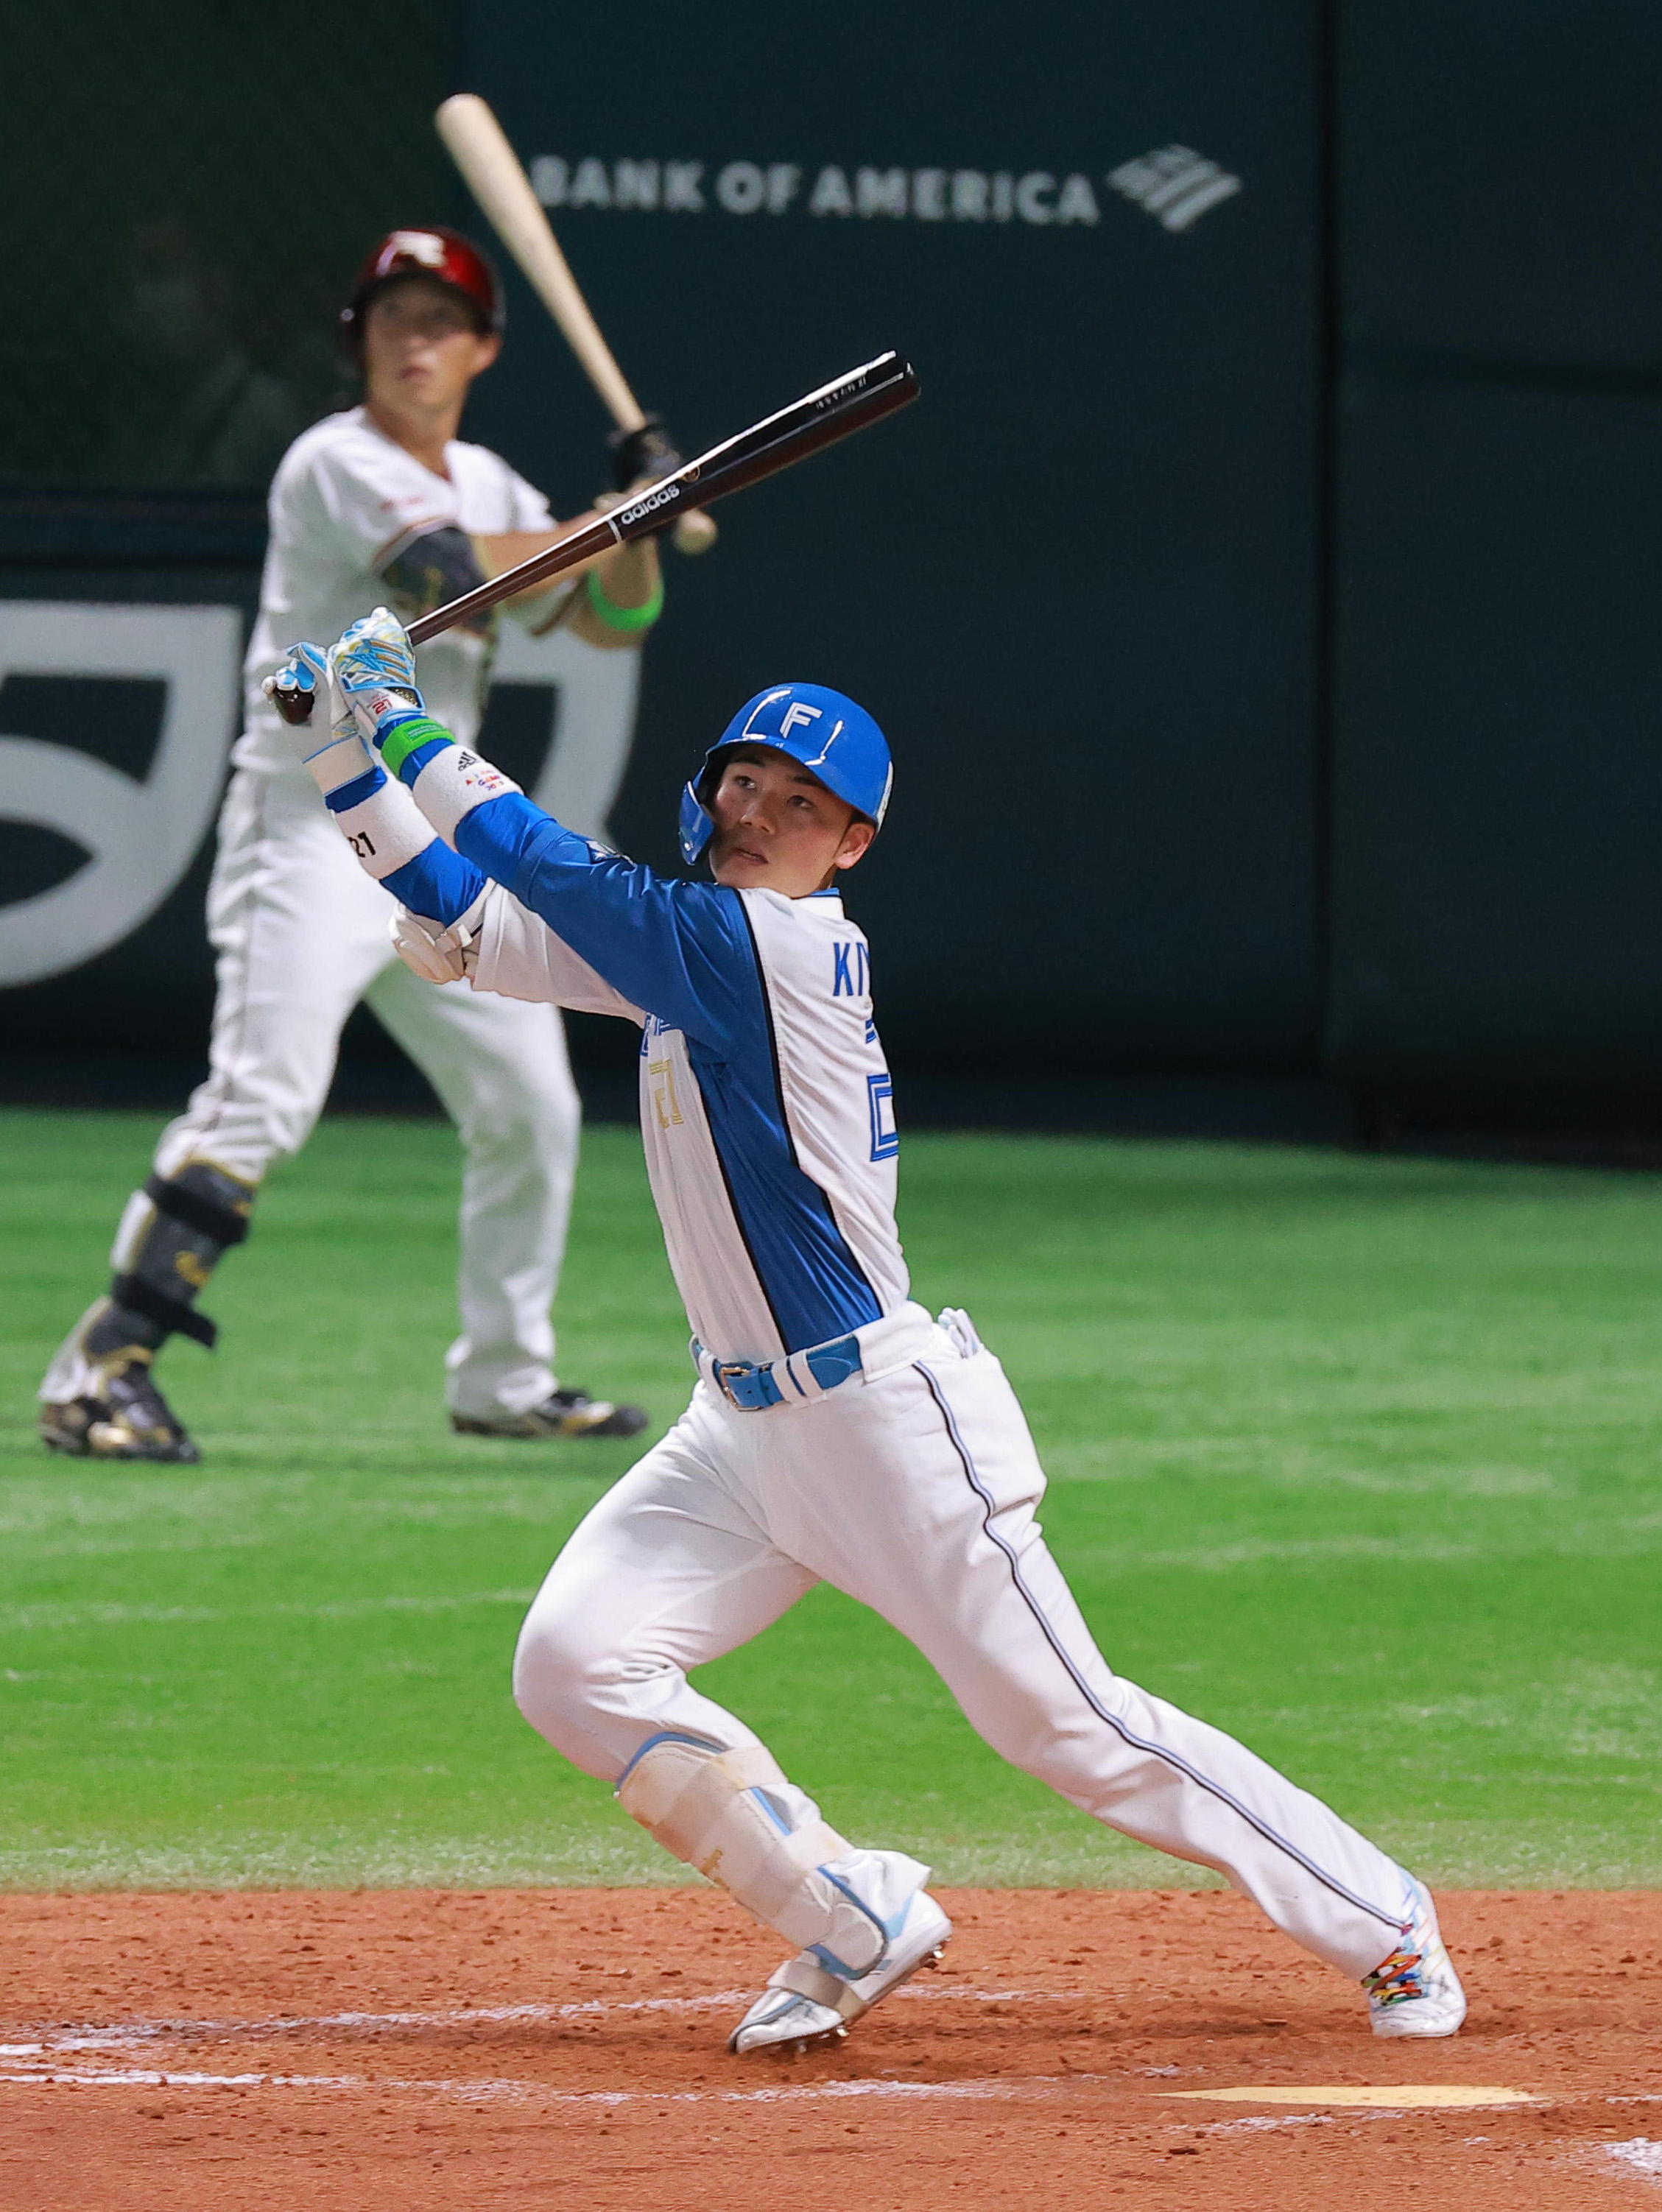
[{"x1": 832, "y1": 940, "x2": 870, "y2": 998}]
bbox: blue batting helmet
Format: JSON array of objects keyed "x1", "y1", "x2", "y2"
[{"x1": 677, "y1": 683, "x2": 893, "y2": 866}]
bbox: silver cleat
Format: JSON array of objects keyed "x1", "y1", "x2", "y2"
[{"x1": 730, "y1": 1893, "x2": 952, "y2": 2056}]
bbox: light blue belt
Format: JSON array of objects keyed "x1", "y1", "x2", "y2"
[{"x1": 703, "y1": 1331, "x2": 864, "y2": 1412}]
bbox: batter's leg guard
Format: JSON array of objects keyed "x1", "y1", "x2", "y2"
[
  {"x1": 616, "y1": 1732, "x2": 946, "y2": 2052},
  {"x1": 39, "y1": 1160, "x2": 255, "y2": 1465}
]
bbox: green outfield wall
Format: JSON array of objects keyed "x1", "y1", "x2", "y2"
[
  {"x1": 2, "y1": 3, "x2": 1659, "y2": 1122},
  {"x1": 1328, "y1": 1, "x2": 1662, "y2": 1105}
]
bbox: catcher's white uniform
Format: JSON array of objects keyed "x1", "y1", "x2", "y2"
[{"x1": 41, "y1": 410, "x2": 630, "y2": 1421}]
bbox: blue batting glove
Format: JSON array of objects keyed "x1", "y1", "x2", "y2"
[
  {"x1": 268, "y1": 638, "x2": 380, "y2": 801},
  {"x1": 331, "y1": 607, "x2": 429, "y2": 750},
  {"x1": 263, "y1": 638, "x2": 330, "y2": 724}
]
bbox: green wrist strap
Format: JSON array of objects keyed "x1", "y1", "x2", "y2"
[
  {"x1": 586, "y1": 566, "x2": 664, "y2": 633},
  {"x1": 379, "y1": 716, "x2": 453, "y2": 776}
]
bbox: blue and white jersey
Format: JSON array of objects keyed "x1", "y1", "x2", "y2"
[{"x1": 434, "y1": 793, "x2": 908, "y2": 1364}]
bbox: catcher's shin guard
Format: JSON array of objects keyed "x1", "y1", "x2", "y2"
[
  {"x1": 40, "y1": 1160, "x2": 255, "y2": 1463},
  {"x1": 616, "y1": 1733, "x2": 926, "y2": 1972},
  {"x1": 97, "y1": 1160, "x2": 256, "y2": 1356}
]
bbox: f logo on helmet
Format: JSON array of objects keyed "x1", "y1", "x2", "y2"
[{"x1": 678, "y1": 680, "x2": 892, "y2": 864}]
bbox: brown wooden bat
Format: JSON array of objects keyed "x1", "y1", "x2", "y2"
[
  {"x1": 271, "y1": 351, "x2": 920, "y2": 722},
  {"x1": 436, "y1": 93, "x2": 718, "y2": 555}
]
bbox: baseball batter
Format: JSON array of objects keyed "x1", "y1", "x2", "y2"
[
  {"x1": 275, "y1": 607, "x2": 1468, "y2": 2056},
  {"x1": 39, "y1": 227, "x2": 663, "y2": 1462}
]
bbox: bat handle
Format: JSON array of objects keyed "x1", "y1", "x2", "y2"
[{"x1": 270, "y1": 678, "x2": 317, "y2": 726}]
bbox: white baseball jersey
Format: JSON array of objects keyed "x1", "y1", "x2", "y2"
[
  {"x1": 459, "y1": 868, "x2": 908, "y2": 1364},
  {"x1": 236, "y1": 407, "x2": 559, "y2": 778}
]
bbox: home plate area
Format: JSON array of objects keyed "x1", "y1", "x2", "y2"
[{"x1": 1, "y1": 1888, "x2": 1658, "y2": 2209}]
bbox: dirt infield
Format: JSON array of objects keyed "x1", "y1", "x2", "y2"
[{"x1": 1, "y1": 1887, "x2": 1658, "y2": 2209}]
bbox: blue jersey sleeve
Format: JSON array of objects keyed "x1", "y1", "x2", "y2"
[
  {"x1": 453, "y1": 792, "x2": 752, "y2": 1046},
  {"x1": 380, "y1": 839, "x2": 488, "y2": 926}
]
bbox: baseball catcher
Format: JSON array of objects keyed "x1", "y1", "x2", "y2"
[{"x1": 39, "y1": 228, "x2": 668, "y2": 1460}]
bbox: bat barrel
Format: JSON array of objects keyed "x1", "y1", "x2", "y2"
[
  {"x1": 277, "y1": 354, "x2": 918, "y2": 714},
  {"x1": 608, "y1": 353, "x2": 918, "y2": 542},
  {"x1": 408, "y1": 352, "x2": 919, "y2": 647}
]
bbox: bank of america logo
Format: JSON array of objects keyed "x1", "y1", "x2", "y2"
[{"x1": 1108, "y1": 146, "x2": 1242, "y2": 233}]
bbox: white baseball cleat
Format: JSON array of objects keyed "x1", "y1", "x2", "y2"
[
  {"x1": 1363, "y1": 1874, "x2": 1467, "y2": 2037},
  {"x1": 729, "y1": 1887, "x2": 954, "y2": 2056}
]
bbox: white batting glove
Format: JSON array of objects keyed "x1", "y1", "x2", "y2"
[
  {"x1": 331, "y1": 607, "x2": 429, "y2": 750},
  {"x1": 267, "y1": 640, "x2": 377, "y2": 800}
]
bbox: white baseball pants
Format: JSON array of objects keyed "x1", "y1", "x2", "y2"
[
  {"x1": 45, "y1": 765, "x2": 580, "y2": 1419},
  {"x1": 514, "y1": 1303, "x2": 1412, "y2": 1979}
]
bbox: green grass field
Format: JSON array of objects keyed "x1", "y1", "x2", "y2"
[{"x1": 3, "y1": 1106, "x2": 1660, "y2": 1892}]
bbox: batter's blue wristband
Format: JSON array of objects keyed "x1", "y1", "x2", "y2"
[
  {"x1": 394, "y1": 736, "x2": 457, "y2": 789},
  {"x1": 323, "y1": 764, "x2": 387, "y2": 813}
]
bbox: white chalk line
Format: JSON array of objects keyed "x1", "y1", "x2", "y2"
[
  {"x1": 1606, "y1": 2138, "x2": 1662, "y2": 2178},
  {"x1": 0, "y1": 2063, "x2": 1101, "y2": 2109},
  {"x1": 1191, "y1": 2108, "x2": 1504, "y2": 2138},
  {"x1": 0, "y1": 1987, "x2": 1108, "y2": 2117},
  {"x1": 1199, "y1": 2110, "x2": 1337, "y2": 2135},
  {"x1": 0, "y1": 1984, "x2": 1063, "y2": 2054},
  {"x1": 1, "y1": 2068, "x2": 362, "y2": 2093},
  {"x1": 4, "y1": 1994, "x2": 756, "y2": 2051},
  {"x1": 0, "y1": 1986, "x2": 1076, "y2": 2108}
]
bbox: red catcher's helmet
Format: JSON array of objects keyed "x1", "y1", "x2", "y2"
[{"x1": 340, "y1": 227, "x2": 505, "y2": 343}]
